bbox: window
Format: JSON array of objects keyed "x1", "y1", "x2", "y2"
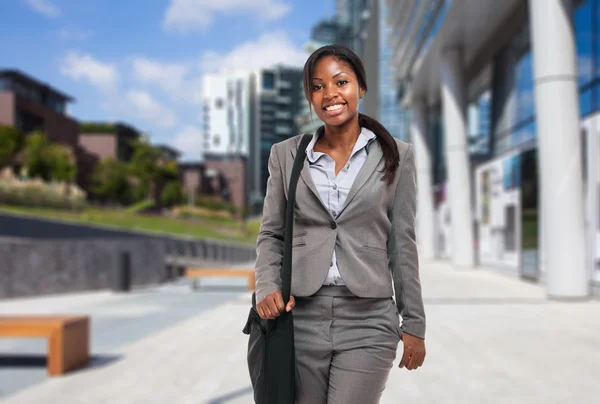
[
  {"x1": 215, "y1": 98, "x2": 224, "y2": 109},
  {"x1": 262, "y1": 72, "x2": 275, "y2": 90},
  {"x1": 575, "y1": 0, "x2": 593, "y2": 85},
  {"x1": 213, "y1": 135, "x2": 221, "y2": 146}
]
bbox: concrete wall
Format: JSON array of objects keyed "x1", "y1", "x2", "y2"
[
  {"x1": 203, "y1": 158, "x2": 247, "y2": 210},
  {"x1": 0, "y1": 213, "x2": 149, "y2": 239},
  {"x1": 0, "y1": 212, "x2": 257, "y2": 299},
  {"x1": 78, "y1": 133, "x2": 118, "y2": 160},
  {"x1": 0, "y1": 92, "x2": 15, "y2": 126},
  {"x1": 0, "y1": 236, "x2": 165, "y2": 299}
]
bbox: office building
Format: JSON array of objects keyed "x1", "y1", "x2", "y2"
[
  {"x1": 201, "y1": 72, "x2": 252, "y2": 158},
  {"x1": 201, "y1": 67, "x2": 303, "y2": 215},
  {"x1": 334, "y1": 0, "x2": 408, "y2": 141},
  {"x1": 251, "y1": 66, "x2": 303, "y2": 214},
  {"x1": 387, "y1": 0, "x2": 598, "y2": 298}
]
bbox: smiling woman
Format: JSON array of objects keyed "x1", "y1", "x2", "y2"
[
  {"x1": 251, "y1": 44, "x2": 427, "y2": 404},
  {"x1": 302, "y1": 45, "x2": 400, "y2": 185}
]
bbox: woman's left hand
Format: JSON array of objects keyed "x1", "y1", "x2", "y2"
[{"x1": 399, "y1": 333, "x2": 426, "y2": 370}]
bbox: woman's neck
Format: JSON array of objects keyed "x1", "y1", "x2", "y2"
[{"x1": 321, "y1": 118, "x2": 361, "y2": 150}]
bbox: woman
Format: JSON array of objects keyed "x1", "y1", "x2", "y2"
[{"x1": 254, "y1": 45, "x2": 426, "y2": 404}]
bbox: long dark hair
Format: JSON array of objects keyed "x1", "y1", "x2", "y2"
[{"x1": 302, "y1": 44, "x2": 400, "y2": 185}]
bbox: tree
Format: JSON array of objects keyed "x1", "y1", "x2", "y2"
[
  {"x1": 47, "y1": 144, "x2": 77, "y2": 183},
  {"x1": 160, "y1": 180, "x2": 184, "y2": 207},
  {"x1": 23, "y1": 131, "x2": 53, "y2": 181},
  {"x1": 128, "y1": 138, "x2": 162, "y2": 200},
  {"x1": 91, "y1": 158, "x2": 130, "y2": 204},
  {"x1": 0, "y1": 125, "x2": 24, "y2": 167}
]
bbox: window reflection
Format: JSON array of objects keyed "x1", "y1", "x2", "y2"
[{"x1": 575, "y1": 0, "x2": 593, "y2": 86}]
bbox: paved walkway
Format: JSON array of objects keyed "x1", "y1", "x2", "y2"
[{"x1": 1, "y1": 261, "x2": 600, "y2": 403}]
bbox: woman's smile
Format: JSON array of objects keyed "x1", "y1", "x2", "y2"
[{"x1": 323, "y1": 102, "x2": 347, "y2": 116}]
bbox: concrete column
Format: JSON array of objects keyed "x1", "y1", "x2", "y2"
[
  {"x1": 411, "y1": 99, "x2": 436, "y2": 260},
  {"x1": 440, "y1": 47, "x2": 475, "y2": 268},
  {"x1": 529, "y1": 0, "x2": 588, "y2": 298}
]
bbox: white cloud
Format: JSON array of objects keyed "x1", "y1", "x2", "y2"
[
  {"x1": 25, "y1": 0, "x2": 60, "y2": 18},
  {"x1": 163, "y1": 0, "x2": 292, "y2": 33},
  {"x1": 131, "y1": 57, "x2": 204, "y2": 105},
  {"x1": 126, "y1": 90, "x2": 178, "y2": 129},
  {"x1": 60, "y1": 51, "x2": 118, "y2": 92},
  {"x1": 131, "y1": 58, "x2": 190, "y2": 94},
  {"x1": 172, "y1": 126, "x2": 203, "y2": 160},
  {"x1": 201, "y1": 31, "x2": 308, "y2": 73}
]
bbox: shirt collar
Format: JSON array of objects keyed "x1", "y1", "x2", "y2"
[{"x1": 305, "y1": 127, "x2": 377, "y2": 163}]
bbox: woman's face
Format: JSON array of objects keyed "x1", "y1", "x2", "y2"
[{"x1": 310, "y1": 55, "x2": 364, "y2": 128}]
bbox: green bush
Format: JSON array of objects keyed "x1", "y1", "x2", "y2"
[
  {"x1": 160, "y1": 181, "x2": 185, "y2": 207},
  {"x1": 23, "y1": 132, "x2": 53, "y2": 181},
  {"x1": 46, "y1": 144, "x2": 77, "y2": 183},
  {"x1": 0, "y1": 125, "x2": 24, "y2": 167},
  {"x1": 91, "y1": 158, "x2": 131, "y2": 204}
]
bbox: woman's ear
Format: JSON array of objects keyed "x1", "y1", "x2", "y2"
[{"x1": 359, "y1": 88, "x2": 365, "y2": 98}]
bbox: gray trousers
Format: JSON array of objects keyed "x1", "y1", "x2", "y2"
[{"x1": 294, "y1": 285, "x2": 402, "y2": 404}]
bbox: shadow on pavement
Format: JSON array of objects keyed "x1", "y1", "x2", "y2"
[{"x1": 206, "y1": 385, "x2": 254, "y2": 403}]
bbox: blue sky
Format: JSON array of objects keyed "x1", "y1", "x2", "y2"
[{"x1": 1, "y1": 0, "x2": 335, "y2": 160}]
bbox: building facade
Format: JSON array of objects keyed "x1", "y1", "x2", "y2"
[
  {"x1": 336, "y1": 0, "x2": 409, "y2": 140},
  {"x1": 201, "y1": 72, "x2": 252, "y2": 158},
  {"x1": 78, "y1": 121, "x2": 141, "y2": 162},
  {"x1": 251, "y1": 66, "x2": 303, "y2": 214},
  {"x1": 387, "y1": 0, "x2": 598, "y2": 298},
  {"x1": 0, "y1": 70, "x2": 78, "y2": 149}
]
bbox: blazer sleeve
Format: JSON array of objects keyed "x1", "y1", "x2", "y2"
[
  {"x1": 387, "y1": 143, "x2": 426, "y2": 339},
  {"x1": 254, "y1": 143, "x2": 286, "y2": 303}
]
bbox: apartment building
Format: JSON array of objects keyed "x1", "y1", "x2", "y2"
[{"x1": 0, "y1": 69, "x2": 78, "y2": 149}]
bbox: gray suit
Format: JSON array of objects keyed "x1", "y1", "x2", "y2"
[{"x1": 255, "y1": 134, "x2": 426, "y2": 339}]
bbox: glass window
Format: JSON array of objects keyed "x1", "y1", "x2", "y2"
[
  {"x1": 515, "y1": 51, "x2": 535, "y2": 123},
  {"x1": 262, "y1": 72, "x2": 275, "y2": 90},
  {"x1": 580, "y1": 87, "x2": 594, "y2": 117},
  {"x1": 575, "y1": 0, "x2": 594, "y2": 85}
]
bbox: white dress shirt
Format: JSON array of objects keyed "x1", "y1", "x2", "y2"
[{"x1": 305, "y1": 127, "x2": 377, "y2": 286}]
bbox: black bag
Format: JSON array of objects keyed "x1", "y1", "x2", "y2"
[{"x1": 242, "y1": 134, "x2": 312, "y2": 404}]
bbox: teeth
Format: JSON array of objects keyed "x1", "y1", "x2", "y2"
[{"x1": 326, "y1": 104, "x2": 344, "y2": 111}]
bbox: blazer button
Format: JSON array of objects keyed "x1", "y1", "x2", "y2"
[{"x1": 330, "y1": 221, "x2": 337, "y2": 229}]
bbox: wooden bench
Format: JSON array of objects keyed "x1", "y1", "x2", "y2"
[
  {"x1": 185, "y1": 268, "x2": 255, "y2": 291},
  {"x1": 0, "y1": 315, "x2": 90, "y2": 376}
]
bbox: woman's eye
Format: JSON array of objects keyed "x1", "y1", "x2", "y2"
[
  {"x1": 312, "y1": 85, "x2": 322, "y2": 91},
  {"x1": 337, "y1": 80, "x2": 347, "y2": 86}
]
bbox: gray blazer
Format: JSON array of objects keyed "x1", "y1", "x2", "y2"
[{"x1": 254, "y1": 134, "x2": 426, "y2": 339}]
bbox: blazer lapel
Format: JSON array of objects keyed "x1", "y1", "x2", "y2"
[
  {"x1": 337, "y1": 138, "x2": 384, "y2": 217},
  {"x1": 289, "y1": 139, "x2": 329, "y2": 213}
]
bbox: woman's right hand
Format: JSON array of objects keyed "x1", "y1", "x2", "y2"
[{"x1": 256, "y1": 291, "x2": 296, "y2": 320}]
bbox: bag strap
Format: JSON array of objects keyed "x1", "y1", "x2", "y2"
[{"x1": 281, "y1": 134, "x2": 312, "y2": 303}]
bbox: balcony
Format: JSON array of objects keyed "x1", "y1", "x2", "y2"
[
  {"x1": 274, "y1": 125, "x2": 292, "y2": 135},
  {"x1": 277, "y1": 80, "x2": 292, "y2": 89},
  {"x1": 276, "y1": 96, "x2": 292, "y2": 105}
]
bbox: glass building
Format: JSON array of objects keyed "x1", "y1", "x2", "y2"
[{"x1": 386, "y1": 0, "x2": 598, "y2": 299}]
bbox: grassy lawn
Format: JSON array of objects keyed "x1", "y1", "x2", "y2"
[{"x1": 0, "y1": 205, "x2": 261, "y2": 245}]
